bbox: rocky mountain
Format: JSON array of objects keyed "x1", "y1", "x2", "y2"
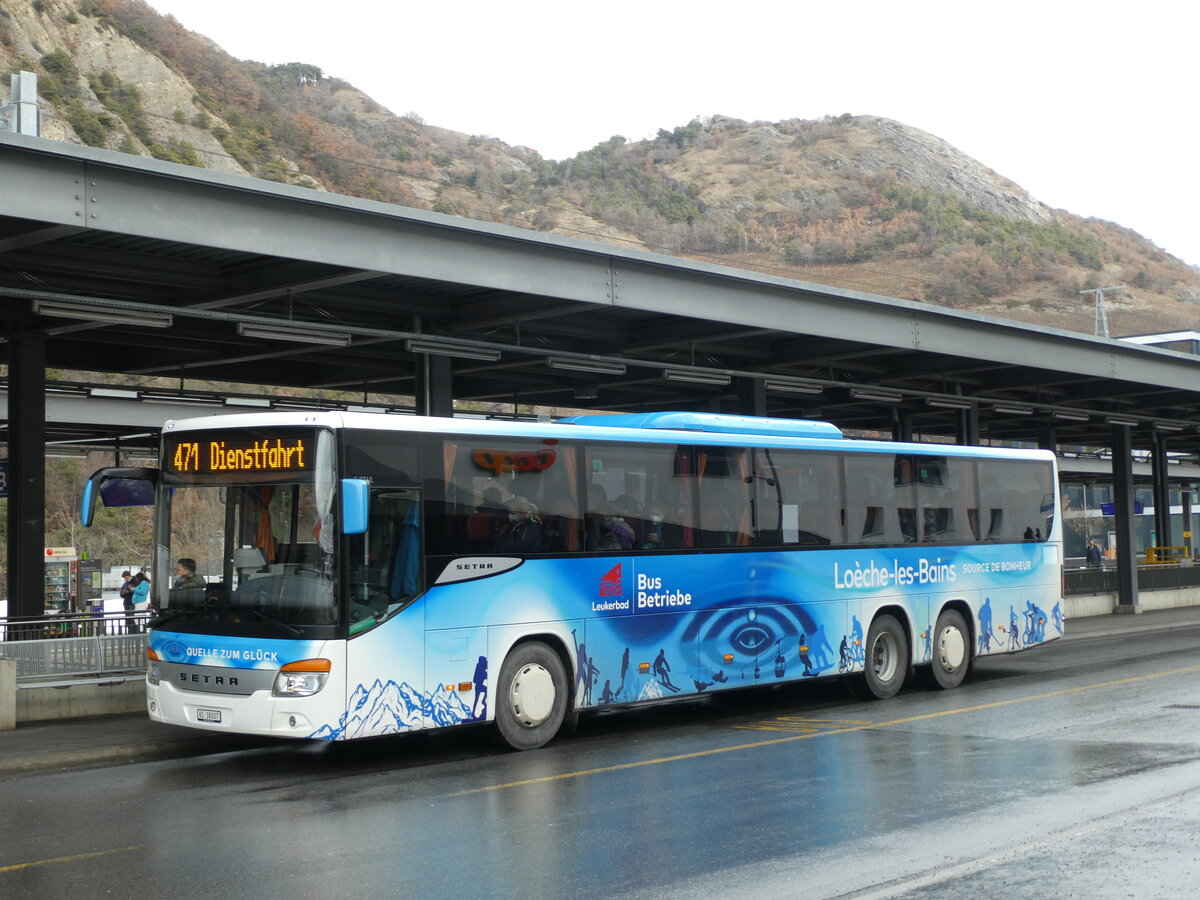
[{"x1": 4, "y1": 0, "x2": 1199, "y2": 338}]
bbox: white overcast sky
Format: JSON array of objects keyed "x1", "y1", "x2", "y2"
[{"x1": 144, "y1": 0, "x2": 1200, "y2": 267}]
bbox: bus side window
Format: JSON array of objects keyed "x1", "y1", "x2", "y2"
[
  {"x1": 583, "y1": 443, "x2": 696, "y2": 552},
  {"x1": 846, "y1": 453, "x2": 916, "y2": 544},
  {"x1": 347, "y1": 487, "x2": 422, "y2": 625},
  {"x1": 697, "y1": 446, "x2": 753, "y2": 549},
  {"x1": 440, "y1": 438, "x2": 582, "y2": 556}
]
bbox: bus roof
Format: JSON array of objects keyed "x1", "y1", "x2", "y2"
[
  {"x1": 164, "y1": 411, "x2": 1056, "y2": 464},
  {"x1": 558, "y1": 411, "x2": 844, "y2": 440}
]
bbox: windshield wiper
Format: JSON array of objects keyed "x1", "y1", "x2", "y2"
[
  {"x1": 228, "y1": 606, "x2": 302, "y2": 637},
  {"x1": 148, "y1": 609, "x2": 182, "y2": 629}
]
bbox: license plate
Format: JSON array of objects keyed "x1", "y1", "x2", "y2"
[{"x1": 196, "y1": 708, "x2": 222, "y2": 723}]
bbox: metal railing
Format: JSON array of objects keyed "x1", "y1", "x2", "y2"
[
  {"x1": 1065, "y1": 563, "x2": 1200, "y2": 596},
  {"x1": 0, "y1": 611, "x2": 150, "y2": 684},
  {"x1": 1144, "y1": 546, "x2": 1190, "y2": 566}
]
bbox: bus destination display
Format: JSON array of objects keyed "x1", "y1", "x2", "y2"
[{"x1": 168, "y1": 435, "x2": 309, "y2": 474}]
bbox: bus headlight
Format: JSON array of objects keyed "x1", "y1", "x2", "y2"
[
  {"x1": 146, "y1": 647, "x2": 161, "y2": 686},
  {"x1": 273, "y1": 658, "x2": 332, "y2": 697}
]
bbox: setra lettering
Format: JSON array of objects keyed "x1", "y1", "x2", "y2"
[{"x1": 180, "y1": 673, "x2": 239, "y2": 686}]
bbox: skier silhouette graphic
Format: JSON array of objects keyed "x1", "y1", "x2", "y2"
[{"x1": 653, "y1": 648, "x2": 680, "y2": 692}]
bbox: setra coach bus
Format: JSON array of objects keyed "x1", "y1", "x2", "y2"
[{"x1": 83, "y1": 410, "x2": 1062, "y2": 750}]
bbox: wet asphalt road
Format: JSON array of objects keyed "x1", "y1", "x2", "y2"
[{"x1": 4, "y1": 621, "x2": 1200, "y2": 899}]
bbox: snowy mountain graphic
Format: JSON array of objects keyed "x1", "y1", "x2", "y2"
[
  {"x1": 309, "y1": 679, "x2": 472, "y2": 740},
  {"x1": 638, "y1": 678, "x2": 666, "y2": 701}
]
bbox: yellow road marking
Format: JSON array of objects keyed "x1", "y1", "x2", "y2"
[
  {"x1": 452, "y1": 662, "x2": 1200, "y2": 797},
  {"x1": 734, "y1": 715, "x2": 871, "y2": 732},
  {"x1": 734, "y1": 725, "x2": 825, "y2": 733},
  {"x1": 0, "y1": 845, "x2": 141, "y2": 874}
]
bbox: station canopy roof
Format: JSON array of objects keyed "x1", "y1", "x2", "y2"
[{"x1": 3, "y1": 131, "x2": 1200, "y2": 462}]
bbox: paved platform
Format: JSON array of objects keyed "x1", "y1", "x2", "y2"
[{"x1": 2, "y1": 606, "x2": 1198, "y2": 777}]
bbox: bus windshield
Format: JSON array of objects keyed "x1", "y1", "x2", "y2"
[{"x1": 156, "y1": 428, "x2": 338, "y2": 633}]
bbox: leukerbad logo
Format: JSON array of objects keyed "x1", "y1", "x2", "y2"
[{"x1": 599, "y1": 563, "x2": 622, "y2": 596}]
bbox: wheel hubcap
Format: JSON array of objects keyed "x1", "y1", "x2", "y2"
[
  {"x1": 870, "y1": 633, "x2": 897, "y2": 681},
  {"x1": 509, "y1": 663, "x2": 554, "y2": 727},
  {"x1": 938, "y1": 625, "x2": 966, "y2": 670}
]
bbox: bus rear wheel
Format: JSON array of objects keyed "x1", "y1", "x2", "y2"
[
  {"x1": 495, "y1": 641, "x2": 569, "y2": 751},
  {"x1": 855, "y1": 614, "x2": 908, "y2": 700},
  {"x1": 927, "y1": 608, "x2": 971, "y2": 690}
]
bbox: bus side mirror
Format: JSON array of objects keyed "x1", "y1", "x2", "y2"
[
  {"x1": 81, "y1": 467, "x2": 158, "y2": 526},
  {"x1": 341, "y1": 478, "x2": 369, "y2": 535}
]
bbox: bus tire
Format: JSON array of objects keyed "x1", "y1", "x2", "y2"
[
  {"x1": 927, "y1": 608, "x2": 971, "y2": 690},
  {"x1": 857, "y1": 614, "x2": 908, "y2": 700},
  {"x1": 495, "y1": 641, "x2": 568, "y2": 751}
]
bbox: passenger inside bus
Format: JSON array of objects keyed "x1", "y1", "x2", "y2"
[
  {"x1": 639, "y1": 505, "x2": 680, "y2": 550},
  {"x1": 495, "y1": 497, "x2": 544, "y2": 553},
  {"x1": 466, "y1": 487, "x2": 507, "y2": 550}
]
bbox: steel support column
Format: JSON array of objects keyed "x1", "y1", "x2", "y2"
[
  {"x1": 892, "y1": 410, "x2": 913, "y2": 443},
  {"x1": 1110, "y1": 423, "x2": 1140, "y2": 612},
  {"x1": 6, "y1": 333, "x2": 46, "y2": 620},
  {"x1": 414, "y1": 354, "x2": 454, "y2": 417},
  {"x1": 729, "y1": 377, "x2": 767, "y2": 417},
  {"x1": 1038, "y1": 423, "x2": 1057, "y2": 453},
  {"x1": 1183, "y1": 490, "x2": 1194, "y2": 559},
  {"x1": 1151, "y1": 432, "x2": 1172, "y2": 548},
  {"x1": 955, "y1": 406, "x2": 979, "y2": 445}
]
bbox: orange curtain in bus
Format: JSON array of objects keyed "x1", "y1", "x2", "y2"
[
  {"x1": 675, "y1": 447, "x2": 696, "y2": 548},
  {"x1": 255, "y1": 486, "x2": 277, "y2": 562},
  {"x1": 442, "y1": 441, "x2": 459, "y2": 545},
  {"x1": 562, "y1": 447, "x2": 580, "y2": 551},
  {"x1": 443, "y1": 441, "x2": 458, "y2": 488},
  {"x1": 736, "y1": 450, "x2": 752, "y2": 546}
]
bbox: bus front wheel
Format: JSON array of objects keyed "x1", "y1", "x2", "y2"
[
  {"x1": 856, "y1": 614, "x2": 908, "y2": 700},
  {"x1": 928, "y1": 608, "x2": 971, "y2": 690},
  {"x1": 495, "y1": 641, "x2": 569, "y2": 751}
]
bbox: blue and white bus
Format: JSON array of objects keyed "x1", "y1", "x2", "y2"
[{"x1": 83, "y1": 411, "x2": 1062, "y2": 750}]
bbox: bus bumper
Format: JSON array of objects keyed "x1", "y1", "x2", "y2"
[{"x1": 146, "y1": 675, "x2": 344, "y2": 739}]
